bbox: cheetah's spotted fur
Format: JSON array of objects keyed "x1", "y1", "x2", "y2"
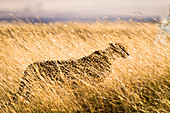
[{"x1": 14, "y1": 42, "x2": 129, "y2": 101}]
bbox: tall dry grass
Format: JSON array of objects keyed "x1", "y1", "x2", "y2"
[{"x1": 0, "y1": 21, "x2": 169, "y2": 112}]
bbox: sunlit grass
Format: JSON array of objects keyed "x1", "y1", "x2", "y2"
[{"x1": 0, "y1": 21, "x2": 169, "y2": 112}]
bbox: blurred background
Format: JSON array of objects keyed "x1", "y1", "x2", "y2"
[{"x1": 0, "y1": 0, "x2": 169, "y2": 22}]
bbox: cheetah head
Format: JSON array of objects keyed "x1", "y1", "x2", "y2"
[{"x1": 109, "y1": 42, "x2": 129, "y2": 58}]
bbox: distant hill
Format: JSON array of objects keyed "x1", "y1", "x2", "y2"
[{"x1": 0, "y1": 16, "x2": 159, "y2": 23}]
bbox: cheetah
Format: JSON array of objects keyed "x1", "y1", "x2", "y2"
[{"x1": 13, "y1": 42, "x2": 129, "y2": 102}]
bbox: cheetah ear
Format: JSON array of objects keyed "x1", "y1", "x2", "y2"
[
  {"x1": 115, "y1": 42, "x2": 125, "y2": 49},
  {"x1": 115, "y1": 42, "x2": 121, "y2": 46},
  {"x1": 109, "y1": 43, "x2": 116, "y2": 47}
]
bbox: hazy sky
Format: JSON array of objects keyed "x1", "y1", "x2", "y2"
[{"x1": 0, "y1": 0, "x2": 169, "y2": 18}]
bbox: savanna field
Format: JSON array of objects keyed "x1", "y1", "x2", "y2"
[{"x1": 0, "y1": 21, "x2": 169, "y2": 112}]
